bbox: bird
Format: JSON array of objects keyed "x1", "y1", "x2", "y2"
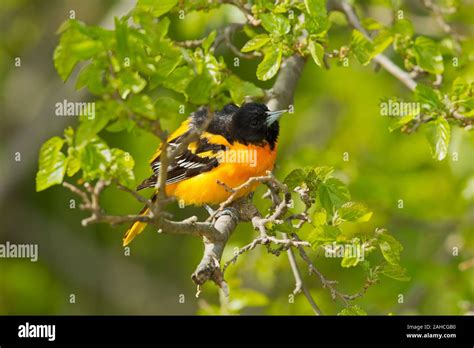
[{"x1": 123, "y1": 102, "x2": 287, "y2": 246}]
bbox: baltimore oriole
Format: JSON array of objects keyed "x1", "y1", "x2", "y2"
[{"x1": 123, "y1": 102, "x2": 287, "y2": 246}]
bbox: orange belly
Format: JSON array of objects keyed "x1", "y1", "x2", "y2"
[{"x1": 165, "y1": 143, "x2": 277, "y2": 205}]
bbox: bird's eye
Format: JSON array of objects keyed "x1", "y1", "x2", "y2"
[{"x1": 250, "y1": 119, "x2": 259, "y2": 127}]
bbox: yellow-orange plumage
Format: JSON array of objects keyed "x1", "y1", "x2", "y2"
[{"x1": 123, "y1": 103, "x2": 283, "y2": 246}]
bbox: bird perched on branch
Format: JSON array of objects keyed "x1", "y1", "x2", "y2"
[{"x1": 123, "y1": 102, "x2": 287, "y2": 246}]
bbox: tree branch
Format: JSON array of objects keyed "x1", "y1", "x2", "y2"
[
  {"x1": 285, "y1": 238, "x2": 323, "y2": 315},
  {"x1": 330, "y1": 0, "x2": 417, "y2": 91}
]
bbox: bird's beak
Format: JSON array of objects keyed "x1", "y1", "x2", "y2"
[{"x1": 265, "y1": 109, "x2": 288, "y2": 126}]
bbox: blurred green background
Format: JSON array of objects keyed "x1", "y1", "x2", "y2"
[{"x1": 0, "y1": 0, "x2": 473, "y2": 315}]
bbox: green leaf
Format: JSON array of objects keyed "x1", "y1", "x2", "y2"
[
  {"x1": 36, "y1": 137, "x2": 67, "y2": 191},
  {"x1": 423, "y1": 117, "x2": 451, "y2": 161},
  {"x1": 413, "y1": 36, "x2": 444, "y2": 74},
  {"x1": 64, "y1": 127, "x2": 74, "y2": 146},
  {"x1": 241, "y1": 34, "x2": 271, "y2": 52},
  {"x1": 338, "y1": 305, "x2": 367, "y2": 316},
  {"x1": 415, "y1": 84, "x2": 443, "y2": 110},
  {"x1": 382, "y1": 263, "x2": 411, "y2": 281},
  {"x1": 76, "y1": 61, "x2": 107, "y2": 95},
  {"x1": 305, "y1": 0, "x2": 327, "y2": 20},
  {"x1": 318, "y1": 178, "x2": 350, "y2": 213},
  {"x1": 341, "y1": 254, "x2": 360, "y2": 268},
  {"x1": 335, "y1": 202, "x2": 372, "y2": 223},
  {"x1": 106, "y1": 118, "x2": 135, "y2": 133},
  {"x1": 115, "y1": 17, "x2": 129, "y2": 60},
  {"x1": 284, "y1": 168, "x2": 307, "y2": 190},
  {"x1": 54, "y1": 20, "x2": 102, "y2": 81},
  {"x1": 372, "y1": 30, "x2": 393, "y2": 56},
  {"x1": 312, "y1": 210, "x2": 327, "y2": 226},
  {"x1": 155, "y1": 97, "x2": 182, "y2": 118},
  {"x1": 127, "y1": 94, "x2": 156, "y2": 119},
  {"x1": 351, "y1": 30, "x2": 374, "y2": 65},
  {"x1": 79, "y1": 137, "x2": 112, "y2": 181},
  {"x1": 388, "y1": 113, "x2": 415, "y2": 132},
  {"x1": 66, "y1": 152, "x2": 81, "y2": 177},
  {"x1": 202, "y1": 30, "x2": 217, "y2": 53},
  {"x1": 156, "y1": 17, "x2": 171, "y2": 39},
  {"x1": 308, "y1": 41, "x2": 324, "y2": 67},
  {"x1": 378, "y1": 233, "x2": 403, "y2": 266},
  {"x1": 223, "y1": 75, "x2": 264, "y2": 104},
  {"x1": 76, "y1": 101, "x2": 116, "y2": 147},
  {"x1": 308, "y1": 225, "x2": 340, "y2": 245},
  {"x1": 162, "y1": 66, "x2": 194, "y2": 93},
  {"x1": 136, "y1": 0, "x2": 178, "y2": 17},
  {"x1": 256, "y1": 47, "x2": 282, "y2": 81},
  {"x1": 393, "y1": 19, "x2": 414, "y2": 38},
  {"x1": 313, "y1": 166, "x2": 335, "y2": 181},
  {"x1": 260, "y1": 13, "x2": 290, "y2": 36},
  {"x1": 110, "y1": 149, "x2": 135, "y2": 188},
  {"x1": 116, "y1": 70, "x2": 147, "y2": 99},
  {"x1": 304, "y1": 0, "x2": 328, "y2": 33},
  {"x1": 186, "y1": 72, "x2": 214, "y2": 104}
]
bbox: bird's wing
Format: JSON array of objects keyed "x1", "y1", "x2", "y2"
[{"x1": 137, "y1": 121, "x2": 230, "y2": 190}]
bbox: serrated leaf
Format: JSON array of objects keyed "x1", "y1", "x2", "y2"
[
  {"x1": 351, "y1": 30, "x2": 374, "y2": 65},
  {"x1": 372, "y1": 30, "x2": 393, "y2": 55},
  {"x1": 284, "y1": 168, "x2": 307, "y2": 190},
  {"x1": 415, "y1": 84, "x2": 443, "y2": 110},
  {"x1": 36, "y1": 137, "x2": 67, "y2": 191},
  {"x1": 313, "y1": 166, "x2": 335, "y2": 181},
  {"x1": 256, "y1": 47, "x2": 282, "y2": 81},
  {"x1": 413, "y1": 36, "x2": 444, "y2": 74},
  {"x1": 318, "y1": 178, "x2": 350, "y2": 213},
  {"x1": 423, "y1": 117, "x2": 451, "y2": 161},
  {"x1": 260, "y1": 13, "x2": 290, "y2": 36},
  {"x1": 241, "y1": 34, "x2": 271, "y2": 52},
  {"x1": 308, "y1": 41, "x2": 324, "y2": 67},
  {"x1": 336, "y1": 202, "x2": 372, "y2": 223}
]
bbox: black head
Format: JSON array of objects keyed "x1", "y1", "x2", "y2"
[{"x1": 228, "y1": 102, "x2": 286, "y2": 149}]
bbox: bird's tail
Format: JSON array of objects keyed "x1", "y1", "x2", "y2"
[{"x1": 123, "y1": 194, "x2": 156, "y2": 247}]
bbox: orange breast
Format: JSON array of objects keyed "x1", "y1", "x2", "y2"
[{"x1": 165, "y1": 143, "x2": 277, "y2": 205}]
